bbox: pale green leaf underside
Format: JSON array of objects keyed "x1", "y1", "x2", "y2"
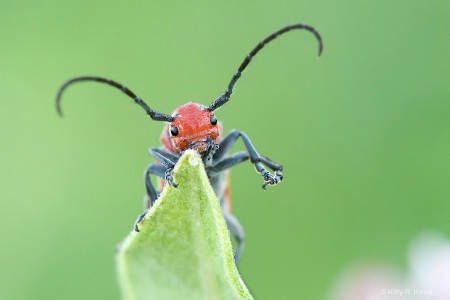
[{"x1": 116, "y1": 150, "x2": 253, "y2": 300}]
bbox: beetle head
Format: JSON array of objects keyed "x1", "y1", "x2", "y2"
[{"x1": 161, "y1": 102, "x2": 221, "y2": 154}]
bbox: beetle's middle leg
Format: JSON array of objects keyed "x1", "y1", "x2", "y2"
[
  {"x1": 134, "y1": 163, "x2": 166, "y2": 232},
  {"x1": 143, "y1": 163, "x2": 166, "y2": 209}
]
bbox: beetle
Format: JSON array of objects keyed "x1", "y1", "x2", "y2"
[{"x1": 56, "y1": 24, "x2": 323, "y2": 263}]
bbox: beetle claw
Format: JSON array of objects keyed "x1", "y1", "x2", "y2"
[
  {"x1": 261, "y1": 170, "x2": 283, "y2": 189},
  {"x1": 134, "y1": 212, "x2": 147, "y2": 232},
  {"x1": 164, "y1": 168, "x2": 178, "y2": 187}
]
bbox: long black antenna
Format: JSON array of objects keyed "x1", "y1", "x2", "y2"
[
  {"x1": 208, "y1": 23, "x2": 323, "y2": 111},
  {"x1": 56, "y1": 76, "x2": 174, "y2": 122}
]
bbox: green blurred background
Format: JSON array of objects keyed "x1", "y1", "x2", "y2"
[{"x1": 1, "y1": 1, "x2": 449, "y2": 299}]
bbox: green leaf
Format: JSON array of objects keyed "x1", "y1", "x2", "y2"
[{"x1": 116, "y1": 150, "x2": 253, "y2": 300}]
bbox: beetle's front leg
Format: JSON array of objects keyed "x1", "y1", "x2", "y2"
[
  {"x1": 150, "y1": 148, "x2": 179, "y2": 187},
  {"x1": 135, "y1": 148, "x2": 180, "y2": 232},
  {"x1": 214, "y1": 130, "x2": 283, "y2": 189},
  {"x1": 255, "y1": 162, "x2": 283, "y2": 190}
]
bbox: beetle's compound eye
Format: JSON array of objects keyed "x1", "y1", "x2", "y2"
[
  {"x1": 210, "y1": 116, "x2": 217, "y2": 125},
  {"x1": 170, "y1": 126, "x2": 179, "y2": 136}
]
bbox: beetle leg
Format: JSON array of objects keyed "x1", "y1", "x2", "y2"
[
  {"x1": 258, "y1": 155, "x2": 284, "y2": 189},
  {"x1": 149, "y1": 147, "x2": 179, "y2": 187},
  {"x1": 208, "y1": 151, "x2": 249, "y2": 174},
  {"x1": 214, "y1": 130, "x2": 283, "y2": 189},
  {"x1": 135, "y1": 150, "x2": 180, "y2": 232},
  {"x1": 260, "y1": 155, "x2": 283, "y2": 173},
  {"x1": 255, "y1": 162, "x2": 283, "y2": 190},
  {"x1": 151, "y1": 147, "x2": 180, "y2": 162},
  {"x1": 222, "y1": 210, "x2": 245, "y2": 265},
  {"x1": 134, "y1": 163, "x2": 165, "y2": 232},
  {"x1": 134, "y1": 212, "x2": 147, "y2": 232},
  {"x1": 144, "y1": 163, "x2": 166, "y2": 208}
]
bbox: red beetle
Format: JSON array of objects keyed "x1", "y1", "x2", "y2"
[{"x1": 56, "y1": 24, "x2": 323, "y2": 263}]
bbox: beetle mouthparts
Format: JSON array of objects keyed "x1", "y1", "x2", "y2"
[
  {"x1": 189, "y1": 141, "x2": 209, "y2": 152},
  {"x1": 187, "y1": 138, "x2": 218, "y2": 155}
]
